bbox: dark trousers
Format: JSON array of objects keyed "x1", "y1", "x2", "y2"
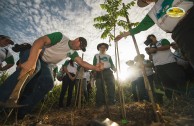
[
  {"x1": 172, "y1": 6, "x2": 194, "y2": 64},
  {"x1": 59, "y1": 73, "x2": 75, "y2": 107},
  {"x1": 0, "y1": 49, "x2": 54, "y2": 118},
  {"x1": 155, "y1": 63, "x2": 186, "y2": 98},
  {"x1": 95, "y1": 69, "x2": 115, "y2": 106},
  {"x1": 131, "y1": 75, "x2": 154, "y2": 102}
]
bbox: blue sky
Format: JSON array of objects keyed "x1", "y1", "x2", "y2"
[{"x1": 0, "y1": 0, "x2": 173, "y2": 76}]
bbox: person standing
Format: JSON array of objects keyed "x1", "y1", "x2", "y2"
[
  {"x1": 93, "y1": 43, "x2": 116, "y2": 107},
  {"x1": 59, "y1": 59, "x2": 77, "y2": 108},
  {"x1": 115, "y1": 0, "x2": 194, "y2": 65},
  {"x1": 144, "y1": 34, "x2": 186, "y2": 99}
]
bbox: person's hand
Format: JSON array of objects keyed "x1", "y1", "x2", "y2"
[
  {"x1": 114, "y1": 31, "x2": 130, "y2": 42},
  {"x1": 68, "y1": 74, "x2": 73, "y2": 80},
  {"x1": 19, "y1": 61, "x2": 36, "y2": 79},
  {"x1": 95, "y1": 63, "x2": 104, "y2": 71}
]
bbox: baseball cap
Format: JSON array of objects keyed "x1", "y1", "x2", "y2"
[{"x1": 79, "y1": 37, "x2": 87, "y2": 52}]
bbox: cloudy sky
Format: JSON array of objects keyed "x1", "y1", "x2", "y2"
[{"x1": 0, "y1": 0, "x2": 173, "y2": 77}]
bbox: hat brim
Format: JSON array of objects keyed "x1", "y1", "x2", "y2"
[
  {"x1": 97, "y1": 43, "x2": 109, "y2": 51},
  {"x1": 137, "y1": 0, "x2": 148, "y2": 7}
]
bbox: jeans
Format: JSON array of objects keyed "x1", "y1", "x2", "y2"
[
  {"x1": 131, "y1": 77, "x2": 149, "y2": 101},
  {"x1": 0, "y1": 49, "x2": 54, "y2": 118},
  {"x1": 95, "y1": 69, "x2": 115, "y2": 106}
]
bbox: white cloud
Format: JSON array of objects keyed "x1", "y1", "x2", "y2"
[{"x1": 0, "y1": 0, "x2": 174, "y2": 74}]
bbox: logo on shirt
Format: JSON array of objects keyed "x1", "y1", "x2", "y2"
[
  {"x1": 156, "y1": 0, "x2": 174, "y2": 19},
  {"x1": 166, "y1": 7, "x2": 185, "y2": 18},
  {"x1": 100, "y1": 57, "x2": 108, "y2": 62}
]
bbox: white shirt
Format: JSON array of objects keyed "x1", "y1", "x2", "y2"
[
  {"x1": 152, "y1": 40, "x2": 176, "y2": 66},
  {"x1": 66, "y1": 62, "x2": 77, "y2": 75},
  {"x1": 0, "y1": 47, "x2": 12, "y2": 64},
  {"x1": 148, "y1": 0, "x2": 193, "y2": 32}
]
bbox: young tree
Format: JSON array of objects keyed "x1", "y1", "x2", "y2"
[{"x1": 93, "y1": 0, "x2": 138, "y2": 42}]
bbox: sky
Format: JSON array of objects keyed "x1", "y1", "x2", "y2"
[{"x1": 0, "y1": 0, "x2": 174, "y2": 78}]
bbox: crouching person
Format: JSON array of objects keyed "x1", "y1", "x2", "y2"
[{"x1": 0, "y1": 32, "x2": 103, "y2": 119}]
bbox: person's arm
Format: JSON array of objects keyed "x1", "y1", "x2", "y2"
[
  {"x1": 75, "y1": 57, "x2": 102, "y2": 71},
  {"x1": 63, "y1": 60, "x2": 76, "y2": 80},
  {"x1": 115, "y1": 15, "x2": 155, "y2": 41},
  {"x1": 157, "y1": 39, "x2": 170, "y2": 51},
  {"x1": 0, "y1": 56, "x2": 14, "y2": 71},
  {"x1": 18, "y1": 36, "x2": 51, "y2": 79},
  {"x1": 19, "y1": 32, "x2": 63, "y2": 79},
  {"x1": 109, "y1": 56, "x2": 116, "y2": 72},
  {"x1": 63, "y1": 65, "x2": 74, "y2": 80}
]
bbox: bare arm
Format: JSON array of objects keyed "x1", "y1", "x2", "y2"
[
  {"x1": 74, "y1": 57, "x2": 102, "y2": 71},
  {"x1": 19, "y1": 36, "x2": 51, "y2": 79}
]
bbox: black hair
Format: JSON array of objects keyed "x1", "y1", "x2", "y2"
[
  {"x1": 147, "y1": 34, "x2": 156, "y2": 39},
  {"x1": 69, "y1": 59, "x2": 74, "y2": 67},
  {"x1": 12, "y1": 43, "x2": 31, "y2": 52},
  {"x1": 144, "y1": 34, "x2": 156, "y2": 46}
]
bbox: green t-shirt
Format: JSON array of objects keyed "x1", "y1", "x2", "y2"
[
  {"x1": 0, "y1": 48, "x2": 14, "y2": 64},
  {"x1": 93, "y1": 54, "x2": 115, "y2": 69},
  {"x1": 41, "y1": 32, "x2": 79, "y2": 64},
  {"x1": 161, "y1": 39, "x2": 170, "y2": 46},
  {"x1": 130, "y1": 15, "x2": 155, "y2": 35},
  {"x1": 5, "y1": 56, "x2": 14, "y2": 64}
]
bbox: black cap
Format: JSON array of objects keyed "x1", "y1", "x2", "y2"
[
  {"x1": 79, "y1": 37, "x2": 87, "y2": 52},
  {"x1": 0, "y1": 35, "x2": 14, "y2": 45},
  {"x1": 97, "y1": 43, "x2": 109, "y2": 51}
]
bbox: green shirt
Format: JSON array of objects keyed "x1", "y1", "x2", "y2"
[
  {"x1": 41, "y1": 32, "x2": 79, "y2": 64},
  {"x1": 0, "y1": 47, "x2": 14, "y2": 64},
  {"x1": 93, "y1": 54, "x2": 115, "y2": 70},
  {"x1": 130, "y1": 15, "x2": 155, "y2": 35}
]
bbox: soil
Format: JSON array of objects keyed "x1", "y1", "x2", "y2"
[{"x1": 1, "y1": 98, "x2": 194, "y2": 126}]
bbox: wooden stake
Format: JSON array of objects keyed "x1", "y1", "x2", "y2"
[
  {"x1": 122, "y1": 3, "x2": 161, "y2": 122},
  {"x1": 98, "y1": 56, "x2": 110, "y2": 118}
]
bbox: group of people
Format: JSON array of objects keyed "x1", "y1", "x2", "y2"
[
  {"x1": 115, "y1": 0, "x2": 194, "y2": 101},
  {"x1": 0, "y1": 0, "x2": 193, "y2": 120},
  {"x1": 57, "y1": 42, "x2": 116, "y2": 109},
  {"x1": 0, "y1": 32, "x2": 104, "y2": 119}
]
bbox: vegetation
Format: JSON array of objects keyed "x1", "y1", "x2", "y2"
[{"x1": 93, "y1": 0, "x2": 138, "y2": 43}]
